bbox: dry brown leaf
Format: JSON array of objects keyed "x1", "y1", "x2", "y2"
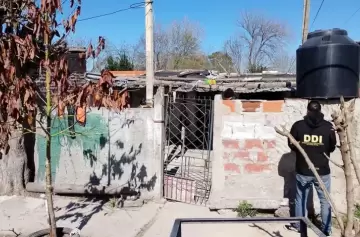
[
  {"x1": 24, "y1": 90, "x2": 30, "y2": 103},
  {"x1": 76, "y1": 6, "x2": 81, "y2": 15},
  {"x1": 86, "y1": 44, "x2": 93, "y2": 58},
  {"x1": 56, "y1": 0, "x2": 62, "y2": 12},
  {"x1": 99, "y1": 70, "x2": 113, "y2": 86},
  {"x1": 4, "y1": 59, "x2": 10, "y2": 70},
  {"x1": 0, "y1": 0, "x2": 110, "y2": 151},
  {"x1": 58, "y1": 100, "x2": 65, "y2": 117},
  {"x1": 40, "y1": 0, "x2": 46, "y2": 12},
  {"x1": 9, "y1": 66, "x2": 15, "y2": 80}
]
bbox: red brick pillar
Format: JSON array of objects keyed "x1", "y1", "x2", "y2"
[
  {"x1": 222, "y1": 139, "x2": 276, "y2": 178},
  {"x1": 221, "y1": 100, "x2": 284, "y2": 179}
]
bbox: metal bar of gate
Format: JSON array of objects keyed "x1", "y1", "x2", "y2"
[
  {"x1": 205, "y1": 100, "x2": 214, "y2": 190},
  {"x1": 180, "y1": 126, "x2": 185, "y2": 177},
  {"x1": 163, "y1": 93, "x2": 213, "y2": 204},
  {"x1": 169, "y1": 217, "x2": 326, "y2": 237}
]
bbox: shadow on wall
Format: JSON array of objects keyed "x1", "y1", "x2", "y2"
[
  {"x1": 36, "y1": 111, "x2": 157, "y2": 200},
  {"x1": 278, "y1": 152, "x2": 314, "y2": 217},
  {"x1": 83, "y1": 140, "x2": 157, "y2": 199},
  {"x1": 54, "y1": 143, "x2": 158, "y2": 231},
  {"x1": 24, "y1": 118, "x2": 36, "y2": 182},
  {"x1": 53, "y1": 143, "x2": 158, "y2": 231}
]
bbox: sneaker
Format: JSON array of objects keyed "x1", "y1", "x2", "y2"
[{"x1": 284, "y1": 224, "x2": 300, "y2": 233}]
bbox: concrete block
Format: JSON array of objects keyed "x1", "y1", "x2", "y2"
[
  {"x1": 242, "y1": 113, "x2": 266, "y2": 124},
  {"x1": 254, "y1": 125, "x2": 277, "y2": 139},
  {"x1": 264, "y1": 113, "x2": 285, "y2": 126},
  {"x1": 221, "y1": 121, "x2": 257, "y2": 140},
  {"x1": 232, "y1": 125, "x2": 256, "y2": 139}
]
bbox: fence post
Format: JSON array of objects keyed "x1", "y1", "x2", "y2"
[{"x1": 153, "y1": 86, "x2": 165, "y2": 199}]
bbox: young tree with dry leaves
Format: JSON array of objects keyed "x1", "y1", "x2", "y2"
[{"x1": 0, "y1": 0, "x2": 120, "y2": 236}]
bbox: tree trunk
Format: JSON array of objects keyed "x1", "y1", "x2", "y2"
[
  {"x1": 343, "y1": 99, "x2": 360, "y2": 186},
  {"x1": 45, "y1": 130, "x2": 57, "y2": 237},
  {"x1": 0, "y1": 131, "x2": 29, "y2": 195},
  {"x1": 339, "y1": 128, "x2": 354, "y2": 237},
  {"x1": 334, "y1": 98, "x2": 356, "y2": 237}
]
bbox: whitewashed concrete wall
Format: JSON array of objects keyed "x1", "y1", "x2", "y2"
[
  {"x1": 209, "y1": 96, "x2": 360, "y2": 213},
  {"x1": 34, "y1": 107, "x2": 161, "y2": 199}
]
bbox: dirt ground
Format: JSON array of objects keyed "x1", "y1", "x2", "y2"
[
  {"x1": 0, "y1": 196, "x2": 340, "y2": 237},
  {"x1": 140, "y1": 202, "x2": 337, "y2": 237}
]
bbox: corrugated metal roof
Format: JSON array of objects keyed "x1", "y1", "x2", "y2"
[
  {"x1": 84, "y1": 71, "x2": 297, "y2": 93},
  {"x1": 68, "y1": 47, "x2": 86, "y2": 53},
  {"x1": 110, "y1": 71, "x2": 145, "y2": 77}
]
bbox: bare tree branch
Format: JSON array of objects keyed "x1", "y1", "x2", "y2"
[
  {"x1": 323, "y1": 152, "x2": 344, "y2": 169},
  {"x1": 208, "y1": 51, "x2": 233, "y2": 74},
  {"x1": 340, "y1": 97, "x2": 360, "y2": 187},
  {"x1": 331, "y1": 97, "x2": 355, "y2": 236},
  {"x1": 0, "y1": 228, "x2": 21, "y2": 237},
  {"x1": 136, "y1": 18, "x2": 204, "y2": 70},
  {"x1": 237, "y1": 11, "x2": 289, "y2": 70},
  {"x1": 270, "y1": 50, "x2": 295, "y2": 73},
  {"x1": 153, "y1": 24, "x2": 171, "y2": 70},
  {"x1": 224, "y1": 37, "x2": 243, "y2": 74},
  {"x1": 169, "y1": 18, "x2": 203, "y2": 69}
]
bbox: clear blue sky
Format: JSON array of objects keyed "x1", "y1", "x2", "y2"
[{"x1": 70, "y1": 0, "x2": 360, "y2": 55}]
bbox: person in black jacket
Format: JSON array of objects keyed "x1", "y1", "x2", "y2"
[{"x1": 286, "y1": 100, "x2": 336, "y2": 236}]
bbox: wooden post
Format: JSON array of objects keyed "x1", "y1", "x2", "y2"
[
  {"x1": 145, "y1": 0, "x2": 154, "y2": 107},
  {"x1": 302, "y1": 0, "x2": 310, "y2": 43}
]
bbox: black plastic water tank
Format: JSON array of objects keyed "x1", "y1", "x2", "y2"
[{"x1": 296, "y1": 28, "x2": 360, "y2": 99}]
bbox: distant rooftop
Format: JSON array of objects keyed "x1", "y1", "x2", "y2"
[
  {"x1": 110, "y1": 71, "x2": 145, "y2": 77},
  {"x1": 68, "y1": 47, "x2": 86, "y2": 53}
]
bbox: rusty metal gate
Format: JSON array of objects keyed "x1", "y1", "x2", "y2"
[{"x1": 163, "y1": 92, "x2": 213, "y2": 205}]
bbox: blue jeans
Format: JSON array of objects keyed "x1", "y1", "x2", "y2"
[{"x1": 294, "y1": 173, "x2": 332, "y2": 234}]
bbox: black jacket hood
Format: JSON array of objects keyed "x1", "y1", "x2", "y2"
[{"x1": 304, "y1": 112, "x2": 325, "y2": 128}]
